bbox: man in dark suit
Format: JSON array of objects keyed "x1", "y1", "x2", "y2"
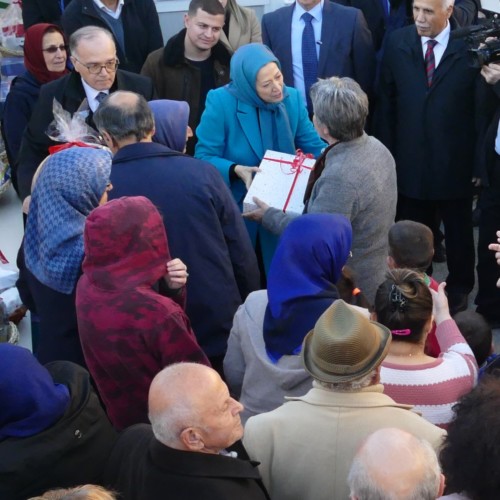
[
  {"x1": 15, "y1": 26, "x2": 154, "y2": 201},
  {"x1": 375, "y1": 0, "x2": 481, "y2": 313},
  {"x1": 261, "y1": 0, "x2": 375, "y2": 113},
  {"x1": 22, "y1": 0, "x2": 73, "y2": 28}
]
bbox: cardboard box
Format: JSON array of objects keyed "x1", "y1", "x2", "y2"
[{"x1": 243, "y1": 150, "x2": 315, "y2": 215}]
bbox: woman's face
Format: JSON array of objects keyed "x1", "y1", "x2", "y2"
[
  {"x1": 255, "y1": 62, "x2": 284, "y2": 103},
  {"x1": 42, "y1": 31, "x2": 67, "y2": 73}
]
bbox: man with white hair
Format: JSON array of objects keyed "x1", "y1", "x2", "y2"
[
  {"x1": 104, "y1": 363, "x2": 270, "y2": 500},
  {"x1": 243, "y1": 300, "x2": 445, "y2": 500},
  {"x1": 348, "y1": 428, "x2": 445, "y2": 500},
  {"x1": 375, "y1": 0, "x2": 483, "y2": 316}
]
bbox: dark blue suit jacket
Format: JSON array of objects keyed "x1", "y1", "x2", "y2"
[{"x1": 261, "y1": 1, "x2": 376, "y2": 97}]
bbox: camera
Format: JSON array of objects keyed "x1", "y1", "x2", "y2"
[{"x1": 469, "y1": 38, "x2": 500, "y2": 68}]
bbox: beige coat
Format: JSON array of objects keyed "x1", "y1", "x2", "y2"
[
  {"x1": 244, "y1": 385, "x2": 446, "y2": 500},
  {"x1": 219, "y1": 6, "x2": 262, "y2": 53}
]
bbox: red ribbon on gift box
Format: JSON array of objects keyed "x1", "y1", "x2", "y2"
[
  {"x1": 262, "y1": 150, "x2": 314, "y2": 212},
  {"x1": 48, "y1": 142, "x2": 98, "y2": 155}
]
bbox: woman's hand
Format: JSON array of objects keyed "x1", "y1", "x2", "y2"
[
  {"x1": 243, "y1": 197, "x2": 270, "y2": 223},
  {"x1": 234, "y1": 165, "x2": 260, "y2": 190},
  {"x1": 430, "y1": 282, "x2": 452, "y2": 324},
  {"x1": 164, "y1": 258, "x2": 188, "y2": 290}
]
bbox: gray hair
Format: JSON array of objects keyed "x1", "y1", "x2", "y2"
[
  {"x1": 310, "y1": 77, "x2": 368, "y2": 142},
  {"x1": 93, "y1": 91, "x2": 155, "y2": 142},
  {"x1": 69, "y1": 26, "x2": 115, "y2": 57},
  {"x1": 313, "y1": 369, "x2": 377, "y2": 393},
  {"x1": 348, "y1": 434, "x2": 441, "y2": 500}
]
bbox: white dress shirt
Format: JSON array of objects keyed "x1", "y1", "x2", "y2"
[
  {"x1": 420, "y1": 21, "x2": 451, "y2": 68},
  {"x1": 291, "y1": 0, "x2": 324, "y2": 104},
  {"x1": 81, "y1": 78, "x2": 109, "y2": 112},
  {"x1": 92, "y1": 0, "x2": 124, "y2": 19}
]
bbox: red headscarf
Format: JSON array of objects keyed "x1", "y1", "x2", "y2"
[{"x1": 24, "y1": 23, "x2": 69, "y2": 85}]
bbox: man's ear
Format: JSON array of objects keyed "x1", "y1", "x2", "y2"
[
  {"x1": 437, "y1": 473, "x2": 445, "y2": 497},
  {"x1": 179, "y1": 427, "x2": 204, "y2": 452},
  {"x1": 100, "y1": 130, "x2": 114, "y2": 148},
  {"x1": 184, "y1": 13, "x2": 190, "y2": 29},
  {"x1": 387, "y1": 255, "x2": 396, "y2": 269}
]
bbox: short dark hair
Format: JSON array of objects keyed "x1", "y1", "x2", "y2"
[
  {"x1": 374, "y1": 269, "x2": 432, "y2": 344},
  {"x1": 454, "y1": 310, "x2": 492, "y2": 366},
  {"x1": 93, "y1": 91, "x2": 154, "y2": 142},
  {"x1": 188, "y1": 0, "x2": 225, "y2": 17},
  {"x1": 388, "y1": 220, "x2": 434, "y2": 272},
  {"x1": 440, "y1": 376, "x2": 500, "y2": 499}
]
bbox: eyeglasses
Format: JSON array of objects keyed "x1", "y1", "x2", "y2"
[
  {"x1": 72, "y1": 57, "x2": 119, "y2": 74},
  {"x1": 42, "y1": 44, "x2": 68, "y2": 54}
]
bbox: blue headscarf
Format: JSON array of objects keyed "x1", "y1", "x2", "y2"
[
  {"x1": 0, "y1": 344, "x2": 70, "y2": 439},
  {"x1": 24, "y1": 147, "x2": 112, "y2": 294},
  {"x1": 226, "y1": 43, "x2": 295, "y2": 155},
  {"x1": 149, "y1": 99, "x2": 190, "y2": 153},
  {"x1": 263, "y1": 214, "x2": 353, "y2": 360}
]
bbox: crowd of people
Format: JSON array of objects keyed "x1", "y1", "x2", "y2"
[{"x1": 2, "y1": 0, "x2": 500, "y2": 498}]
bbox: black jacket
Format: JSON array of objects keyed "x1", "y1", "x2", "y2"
[
  {"x1": 15, "y1": 69, "x2": 154, "y2": 200},
  {"x1": 22, "y1": 0, "x2": 73, "y2": 28},
  {"x1": 0, "y1": 361, "x2": 117, "y2": 500},
  {"x1": 61, "y1": 0, "x2": 163, "y2": 73},
  {"x1": 104, "y1": 424, "x2": 270, "y2": 500},
  {"x1": 374, "y1": 25, "x2": 482, "y2": 200}
]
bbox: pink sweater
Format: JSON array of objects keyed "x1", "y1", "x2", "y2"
[{"x1": 381, "y1": 319, "x2": 478, "y2": 429}]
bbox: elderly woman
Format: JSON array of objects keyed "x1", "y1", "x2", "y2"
[
  {"x1": 2, "y1": 23, "x2": 68, "y2": 174},
  {"x1": 247, "y1": 76, "x2": 397, "y2": 302},
  {"x1": 195, "y1": 43, "x2": 325, "y2": 272},
  {"x1": 22, "y1": 146, "x2": 112, "y2": 367},
  {"x1": 224, "y1": 213, "x2": 353, "y2": 423},
  {"x1": 218, "y1": 0, "x2": 261, "y2": 53},
  {"x1": 0, "y1": 344, "x2": 116, "y2": 500},
  {"x1": 374, "y1": 269, "x2": 478, "y2": 429},
  {"x1": 149, "y1": 99, "x2": 192, "y2": 153},
  {"x1": 77, "y1": 196, "x2": 210, "y2": 430}
]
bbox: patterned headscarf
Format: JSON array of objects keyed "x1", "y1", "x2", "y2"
[
  {"x1": 0, "y1": 344, "x2": 70, "y2": 439},
  {"x1": 24, "y1": 147, "x2": 112, "y2": 294},
  {"x1": 263, "y1": 214, "x2": 353, "y2": 360},
  {"x1": 149, "y1": 99, "x2": 190, "y2": 153},
  {"x1": 226, "y1": 43, "x2": 295, "y2": 156}
]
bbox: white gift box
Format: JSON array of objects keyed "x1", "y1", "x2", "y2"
[{"x1": 243, "y1": 150, "x2": 316, "y2": 216}]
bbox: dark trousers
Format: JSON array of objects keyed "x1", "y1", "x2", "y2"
[
  {"x1": 476, "y1": 155, "x2": 500, "y2": 323},
  {"x1": 397, "y1": 194, "x2": 475, "y2": 294}
]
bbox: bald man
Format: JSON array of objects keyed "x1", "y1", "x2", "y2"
[
  {"x1": 104, "y1": 363, "x2": 270, "y2": 500},
  {"x1": 347, "y1": 428, "x2": 445, "y2": 500}
]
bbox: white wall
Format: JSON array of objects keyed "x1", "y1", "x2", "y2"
[{"x1": 155, "y1": 0, "x2": 287, "y2": 42}]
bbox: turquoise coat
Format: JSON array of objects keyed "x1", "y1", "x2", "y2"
[{"x1": 195, "y1": 85, "x2": 326, "y2": 274}]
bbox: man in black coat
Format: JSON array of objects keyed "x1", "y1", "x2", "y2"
[
  {"x1": 93, "y1": 91, "x2": 259, "y2": 372},
  {"x1": 22, "y1": 0, "x2": 73, "y2": 28},
  {"x1": 104, "y1": 363, "x2": 270, "y2": 500},
  {"x1": 374, "y1": 0, "x2": 481, "y2": 313},
  {"x1": 61, "y1": 0, "x2": 163, "y2": 73},
  {"x1": 15, "y1": 26, "x2": 154, "y2": 201}
]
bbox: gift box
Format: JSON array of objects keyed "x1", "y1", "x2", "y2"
[{"x1": 243, "y1": 149, "x2": 315, "y2": 215}]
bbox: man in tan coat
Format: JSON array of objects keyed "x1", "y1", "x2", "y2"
[{"x1": 243, "y1": 300, "x2": 446, "y2": 500}]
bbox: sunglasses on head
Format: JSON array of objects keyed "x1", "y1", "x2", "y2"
[{"x1": 42, "y1": 44, "x2": 68, "y2": 54}]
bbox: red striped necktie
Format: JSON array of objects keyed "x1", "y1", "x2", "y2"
[{"x1": 425, "y1": 39, "x2": 438, "y2": 87}]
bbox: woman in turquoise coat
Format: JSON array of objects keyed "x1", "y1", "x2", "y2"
[{"x1": 195, "y1": 43, "x2": 325, "y2": 275}]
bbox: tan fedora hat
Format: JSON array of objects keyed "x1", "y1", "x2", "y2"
[{"x1": 302, "y1": 300, "x2": 391, "y2": 383}]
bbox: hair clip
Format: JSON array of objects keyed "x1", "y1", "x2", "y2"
[
  {"x1": 391, "y1": 329, "x2": 411, "y2": 336},
  {"x1": 389, "y1": 284, "x2": 407, "y2": 313}
]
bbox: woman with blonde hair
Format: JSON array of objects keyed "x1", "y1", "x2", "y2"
[{"x1": 218, "y1": 0, "x2": 261, "y2": 53}]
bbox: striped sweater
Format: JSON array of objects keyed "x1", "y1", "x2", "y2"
[{"x1": 380, "y1": 319, "x2": 478, "y2": 429}]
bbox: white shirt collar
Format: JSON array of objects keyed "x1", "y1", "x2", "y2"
[
  {"x1": 93, "y1": 0, "x2": 124, "y2": 19},
  {"x1": 294, "y1": 0, "x2": 324, "y2": 22},
  {"x1": 421, "y1": 21, "x2": 451, "y2": 49},
  {"x1": 80, "y1": 77, "x2": 109, "y2": 112}
]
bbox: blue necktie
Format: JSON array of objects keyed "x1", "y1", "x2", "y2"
[{"x1": 301, "y1": 12, "x2": 318, "y2": 114}]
